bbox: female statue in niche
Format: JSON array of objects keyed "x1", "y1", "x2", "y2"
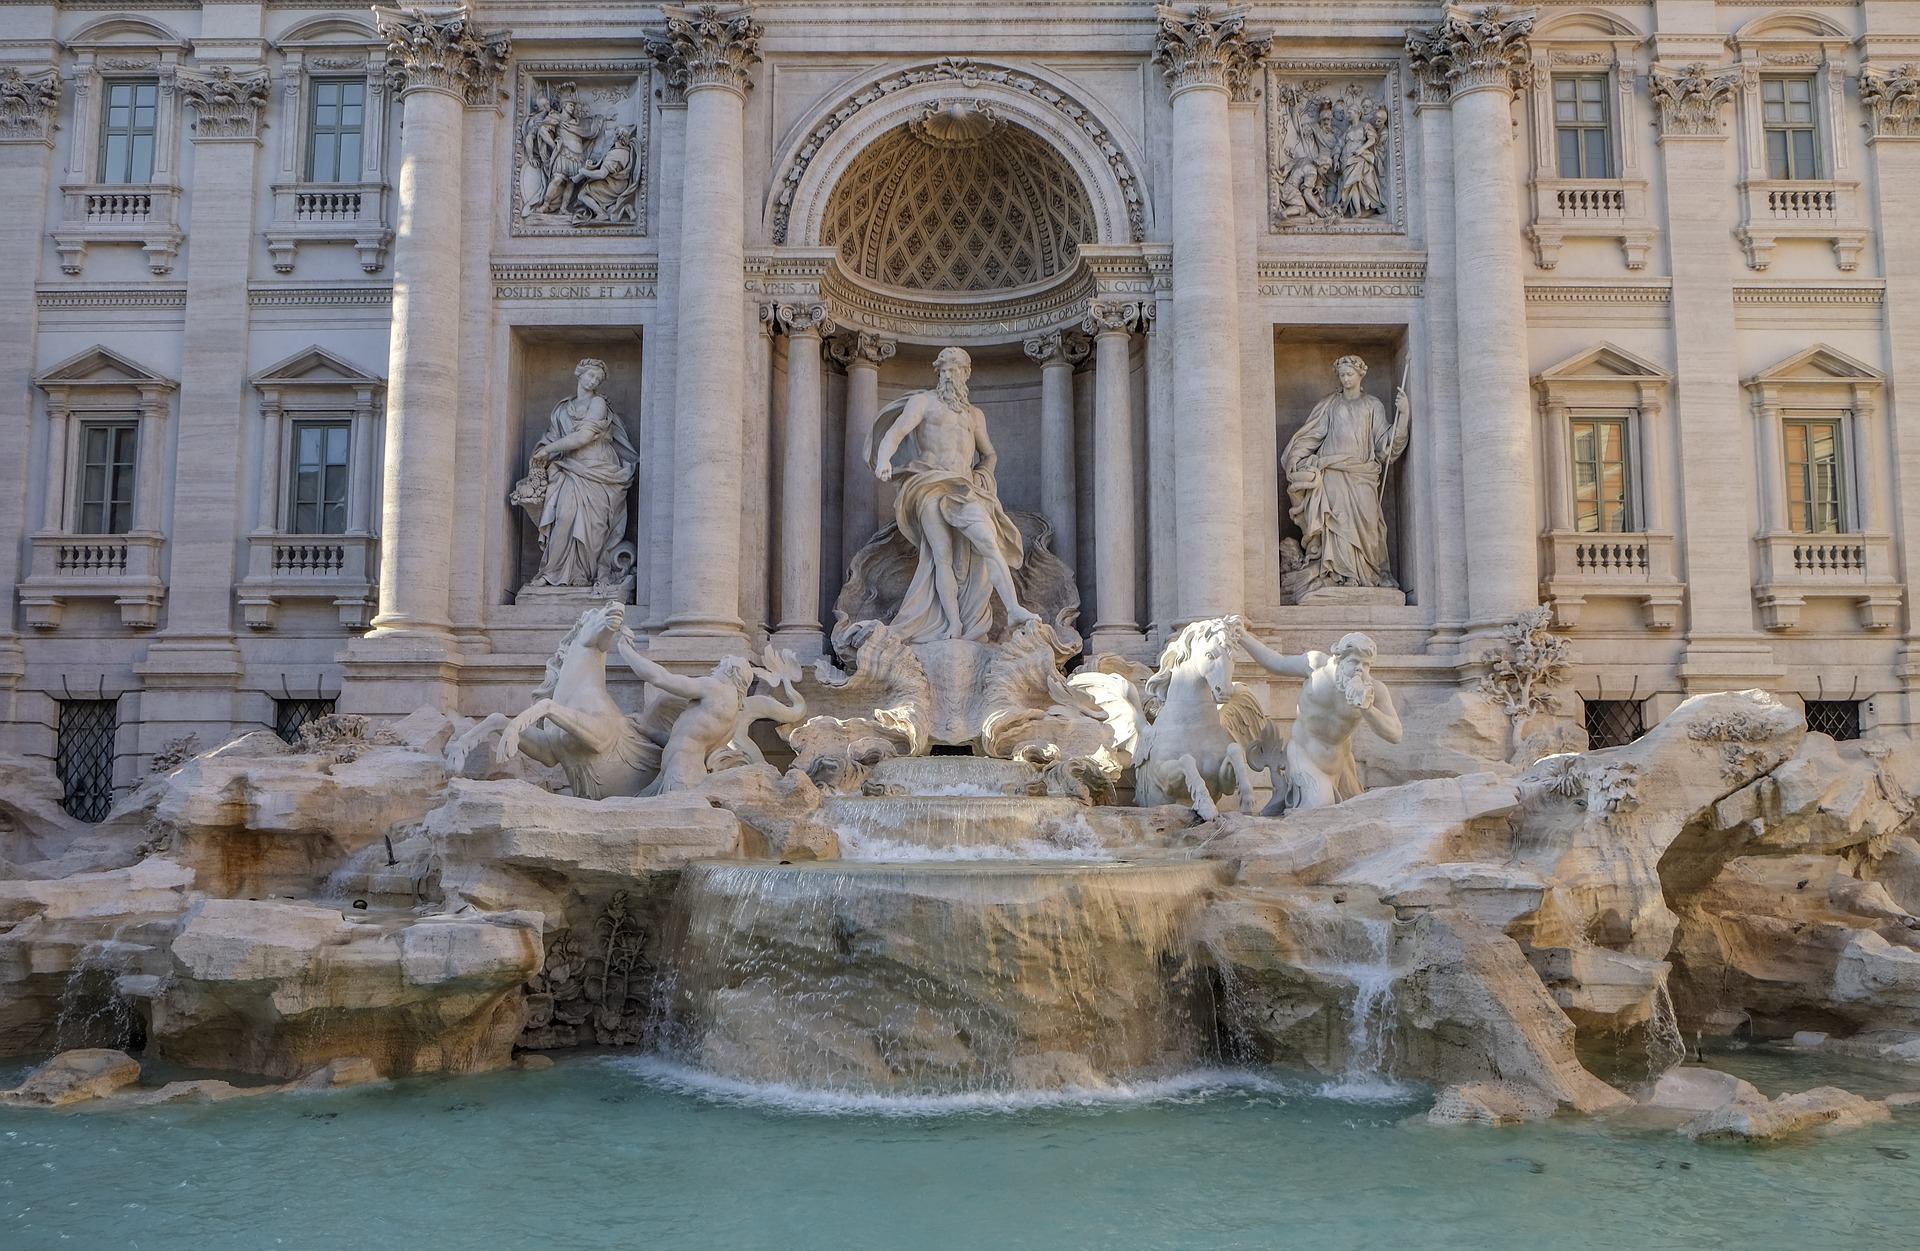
[
  {"x1": 1281, "y1": 354, "x2": 1410, "y2": 593},
  {"x1": 512, "y1": 358, "x2": 637, "y2": 592}
]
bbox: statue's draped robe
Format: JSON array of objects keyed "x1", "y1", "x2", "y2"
[
  {"x1": 1283, "y1": 390, "x2": 1404, "y2": 588},
  {"x1": 889, "y1": 462, "x2": 1024, "y2": 643},
  {"x1": 532, "y1": 396, "x2": 636, "y2": 587}
]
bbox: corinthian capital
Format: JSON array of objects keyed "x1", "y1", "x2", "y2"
[
  {"x1": 648, "y1": 4, "x2": 763, "y2": 99},
  {"x1": 179, "y1": 66, "x2": 270, "y2": 142},
  {"x1": 828, "y1": 330, "x2": 896, "y2": 369},
  {"x1": 1081, "y1": 300, "x2": 1153, "y2": 337},
  {"x1": 1406, "y1": 5, "x2": 1536, "y2": 101},
  {"x1": 1863, "y1": 63, "x2": 1920, "y2": 140},
  {"x1": 375, "y1": 5, "x2": 511, "y2": 108},
  {"x1": 1648, "y1": 62, "x2": 1740, "y2": 137},
  {"x1": 0, "y1": 66, "x2": 61, "y2": 145},
  {"x1": 1152, "y1": 5, "x2": 1270, "y2": 103}
]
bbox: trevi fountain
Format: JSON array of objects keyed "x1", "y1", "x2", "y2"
[{"x1": 7, "y1": 2, "x2": 1920, "y2": 1248}]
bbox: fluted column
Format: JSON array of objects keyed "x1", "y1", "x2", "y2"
[
  {"x1": 651, "y1": 4, "x2": 760, "y2": 636},
  {"x1": 1153, "y1": 4, "x2": 1266, "y2": 623},
  {"x1": 1022, "y1": 330, "x2": 1086, "y2": 565},
  {"x1": 831, "y1": 330, "x2": 897, "y2": 573},
  {"x1": 773, "y1": 302, "x2": 832, "y2": 649},
  {"x1": 1084, "y1": 300, "x2": 1151, "y2": 647},
  {"x1": 366, "y1": 6, "x2": 507, "y2": 640},
  {"x1": 1408, "y1": 6, "x2": 1539, "y2": 630}
]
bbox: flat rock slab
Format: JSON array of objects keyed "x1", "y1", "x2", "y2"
[{"x1": 2, "y1": 1048, "x2": 142, "y2": 1106}]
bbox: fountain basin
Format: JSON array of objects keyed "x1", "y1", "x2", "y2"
[
  {"x1": 819, "y1": 795, "x2": 1093, "y2": 854},
  {"x1": 658, "y1": 857, "x2": 1231, "y2": 1092}
]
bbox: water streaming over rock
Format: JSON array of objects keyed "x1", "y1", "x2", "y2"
[{"x1": 52, "y1": 938, "x2": 146, "y2": 1052}]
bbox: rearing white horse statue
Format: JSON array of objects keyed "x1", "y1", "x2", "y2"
[{"x1": 1120, "y1": 618, "x2": 1263, "y2": 821}]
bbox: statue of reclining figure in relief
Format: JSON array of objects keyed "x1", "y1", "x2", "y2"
[{"x1": 446, "y1": 601, "x2": 805, "y2": 799}]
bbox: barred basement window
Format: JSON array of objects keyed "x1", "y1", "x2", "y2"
[
  {"x1": 1803, "y1": 700, "x2": 1861, "y2": 742},
  {"x1": 275, "y1": 697, "x2": 336, "y2": 744},
  {"x1": 57, "y1": 699, "x2": 119, "y2": 823},
  {"x1": 1584, "y1": 698, "x2": 1645, "y2": 750}
]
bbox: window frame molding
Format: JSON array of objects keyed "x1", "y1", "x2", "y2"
[
  {"x1": 1523, "y1": 15, "x2": 1654, "y2": 271},
  {"x1": 266, "y1": 19, "x2": 392, "y2": 273}
]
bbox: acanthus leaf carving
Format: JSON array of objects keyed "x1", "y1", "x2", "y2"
[
  {"x1": 772, "y1": 300, "x2": 833, "y2": 337},
  {"x1": 0, "y1": 66, "x2": 61, "y2": 144},
  {"x1": 1648, "y1": 62, "x2": 1741, "y2": 137},
  {"x1": 1863, "y1": 63, "x2": 1920, "y2": 140},
  {"x1": 1152, "y1": 4, "x2": 1270, "y2": 102},
  {"x1": 1405, "y1": 4, "x2": 1536, "y2": 101},
  {"x1": 827, "y1": 329, "x2": 897, "y2": 369},
  {"x1": 178, "y1": 66, "x2": 269, "y2": 142},
  {"x1": 374, "y1": 4, "x2": 511, "y2": 108},
  {"x1": 648, "y1": 4, "x2": 762, "y2": 98}
]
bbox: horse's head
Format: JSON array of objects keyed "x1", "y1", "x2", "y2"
[
  {"x1": 579, "y1": 600, "x2": 628, "y2": 653},
  {"x1": 1154, "y1": 618, "x2": 1237, "y2": 703}
]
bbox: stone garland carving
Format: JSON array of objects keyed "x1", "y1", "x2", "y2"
[
  {"x1": 645, "y1": 3, "x2": 762, "y2": 98},
  {"x1": 374, "y1": 4, "x2": 511, "y2": 107},
  {"x1": 1648, "y1": 62, "x2": 1740, "y2": 137},
  {"x1": 511, "y1": 358, "x2": 637, "y2": 597},
  {"x1": 1863, "y1": 64, "x2": 1920, "y2": 140},
  {"x1": 0, "y1": 67, "x2": 61, "y2": 144},
  {"x1": 1152, "y1": 4, "x2": 1270, "y2": 102},
  {"x1": 178, "y1": 67, "x2": 270, "y2": 142},
  {"x1": 1405, "y1": 5, "x2": 1535, "y2": 100},
  {"x1": 1269, "y1": 80, "x2": 1392, "y2": 229},
  {"x1": 516, "y1": 79, "x2": 642, "y2": 228},
  {"x1": 770, "y1": 57, "x2": 1146, "y2": 246},
  {"x1": 1280, "y1": 354, "x2": 1410, "y2": 597}
]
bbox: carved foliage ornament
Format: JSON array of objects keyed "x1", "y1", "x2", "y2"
[
  {"x1": 179, "y1": 66, "x2": 270, "y2": 141},
  {"x1": 1863, "y1": 64, "x2": 1920, "y2": 140},
  {"x1": 375, "y1": 4, "x2": 511, "y2": 108},
  {"x1": 1082, "y1": 299, "x2": 1152, "y2": 336},
  {"x1": 645, "y1": 4, "x2": 762, "y2": 97},
  {"x1": 1405, "y1": 5, "x2": 1536, "y2": 100},
  {"x1": 0, "y1": 66, "x2": 60, "y2": 143},
  {"x1": 1152, "y1": 4, "x2": 1270, "y2": 102},
  {"x1": 1647, "y1": 62, "x2": 1740, "y2": 137},
  {"x1": 772, "y1": 300, "x2": 833, "y2": 337}
]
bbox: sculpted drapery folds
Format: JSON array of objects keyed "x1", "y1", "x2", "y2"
[
  {"x1": 867, "y1": 347, "x2": 1039, "y2": 644},
  {"x1": 512, "y1": 359, "x2": 638, "y2": 592},
  {"x1": 1282, "y1": 355, "x2": 1410, "y2": 592},
  {"x1": 374, "y1": 4, "x2": 511, "y2": 106}
]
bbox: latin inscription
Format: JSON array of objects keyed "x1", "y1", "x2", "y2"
[{"x1": 492, "y1": 283, "x2": 657, "y2": 301}]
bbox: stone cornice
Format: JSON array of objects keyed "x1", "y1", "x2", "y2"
[
  {"x1": 1406, "y1": 4, "x2": 1536, "y2": 102},
  {"x1": 1152, "y1": 4, "x2": 1269, "y2": 102},
  {"x1": 179, "y1": 66, "x2": 269, "y2": 142},
  {"x1": 1648, "y1": 61, "x2": 1741, "y2": 138},
  {"x1": 1863, "y1": 63, "x2": 1920, "y2": 141},
  {"x1": 0, "y1": 65, "x2": 60, "y2": 145},
  {"x1": 647, "y1": 4, "x2": 762, "y2": 99},
  {"x1": 374, "y1": 4, "x2": 510, "y2": 108}
]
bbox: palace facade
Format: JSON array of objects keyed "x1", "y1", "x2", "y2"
[{"x1": 5, "y1": 1, "x2": 1920, "y2": 815}]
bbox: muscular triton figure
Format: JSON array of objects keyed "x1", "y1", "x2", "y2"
[{"x1": 867, "y1": 346, "x2": 1039, "y2": 644}]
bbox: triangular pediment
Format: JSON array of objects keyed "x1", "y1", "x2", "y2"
[
  {"x1": 1535, "y1": 342, "x2": 1669, "y2": 385},
  {"x1": 251, "y1": 346, "x2": 384, "y2": 389},
  {"x1": 1746, "y1": 344, "x2": 1883, "y2": 387},
  {"x1": 35, "y1": 346, "x2": 173, "y2": 389}
]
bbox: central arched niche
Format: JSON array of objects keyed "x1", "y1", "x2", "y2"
[{"x1": 821, "y1": 106, "x2": 1096, "y2": 294}]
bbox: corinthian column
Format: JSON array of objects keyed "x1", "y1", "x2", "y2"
[
  {"x1": 1022, "y1": 330, "x2": 1087, "y2": 566},
  {"x1": 366, "y1": 5, "x2": 508, "y2": 641},
  {"x1": 1407, "y1": 5, "x2": 1538, "y2": 630},
  {"x1": 772, "y1": 301, "x2": 832, "y2": 651},
  {"x1": 1153, "y1": 4, "x2": 1266, "y2": 623},
  {"x1": 1084, "y1": 301, "x2": 1151, "y2": 648},
  {"x1": 651, "y1": 4, "x2": 761, "y2": 637},
  {"x1": 830, "y1": 330, "x2": 897, "y2": 573}
]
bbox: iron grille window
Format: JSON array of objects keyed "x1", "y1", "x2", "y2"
[
  {"x1": 57, "y1": 699, "x2": 118, "y2": 823},
  {"x1": 1585, "y1": 698, "x2": 1645, "y2": 750},
  {"x1": 287, "y1": 420, "x2": 351, "y2": 535},
  {"x1": 99, "y1": 79, "x2": 159, "y2": 185},
  {"x1": 275, "y1": 697, "x2": 336, "y2": 744},
  {"x1": 1783, "y1": 418, "x2": 1845, "y2": 535},
  {"x1": 77, "y1": 422, "x2": 138, "y2": 535},
  {"x1": 1570, "y1": 415, "x2": 1632, "y2": 533},
  {"x1": 1762, "y1": 76, "x2": 1820, "y2": 180},
  {"x1": 1553, "y1": 75, "x2": 1613, "y2": 179},
  {"x1": 306, "y1": 79, "x2": 366, "y2": 183},
  {"x1": 1804, "y1": 700, "x2": 1861, "y2": 742}
]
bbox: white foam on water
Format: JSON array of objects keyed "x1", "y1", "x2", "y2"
[
  {"x1": 605, "y1": 1055, "x2": 1315, "y2": 1118},
  {"x1": 1314, "y1": 1075, "x2": 1424, "y2": 1104}
]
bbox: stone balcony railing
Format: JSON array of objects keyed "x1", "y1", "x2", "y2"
[
  {"x1": 1539, "y1": 530, "x2": 1684, "y2": 629},
  {"x1": 52, "y1": 183, "x2": 183, "y2": 276},
  {"x1": 17, "y1": 531, "x2": 167, "y2": 629},
  {"x1": 1735, "y1": 180, "x2": 1868, "y2": 272},
  {"x1": 236, "y1": 532, "x2": 377, "y2": 629},
  {"x1": 265, "y1": 182, "x2": 392, "y2": 274},
  {"x1": 1753, "y1": 531, "x2": 1901, "y2": 631},
  {"x1": 1525, "y1": 178, "x2": 1655, "y2": 270}
]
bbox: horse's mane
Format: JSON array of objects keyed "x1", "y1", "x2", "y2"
[{"x1": 1145, "y1": 619, "x2": 1219, "y2": 705}]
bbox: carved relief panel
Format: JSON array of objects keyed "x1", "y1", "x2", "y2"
[
  {"x1": 1265, "y1": 62, "x2": 1405, "y2": 235},
  {"x1": 511, "y1": 61, "x2": 650, "y2": 236}
]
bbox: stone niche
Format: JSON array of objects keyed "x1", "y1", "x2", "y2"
[
  {"x1": 1273, "y1": 325, "x2": 1411, "y2": 604},
  {"x1": 506, "y1": 328, "x2": 644, "y2": 602}
]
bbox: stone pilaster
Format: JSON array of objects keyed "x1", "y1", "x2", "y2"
[
  {"x1": 830, "y1": 329, "x2": 896, "y2": 575},
  {"x1": 651, "y1": 3, "x2": 761, "y2": 637},
  {"x1": 1022, "y1": 330, "x2": 1087, "y2": 569},
  {"x1": 1154, "y1": 4, "x2": 1266, "y2": 623},
  {"x1": 1407, "y1": 5, "x2": 1540, "y2": 632},
  {"x1": 1083, "y1": 300, "x2": 1152, "y2": 649},
  {"x1": 772, "y1": 302, "x2": 832, "y2": 651}
]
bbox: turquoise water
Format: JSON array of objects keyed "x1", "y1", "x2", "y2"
[{"x1": 4, "y1": 1051, "x2": 1920, "y2": 1251}]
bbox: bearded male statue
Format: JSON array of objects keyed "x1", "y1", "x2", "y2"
[
  {"x1": 1233, "y1": 622, "x2": 1403, "y2": 814},
  {"x1": 1282, "y1": 354, "x2": 1410, "y2": 593},
  {"x1": 866, "y1": 346, "x2": 1040, "y2": 644}
]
